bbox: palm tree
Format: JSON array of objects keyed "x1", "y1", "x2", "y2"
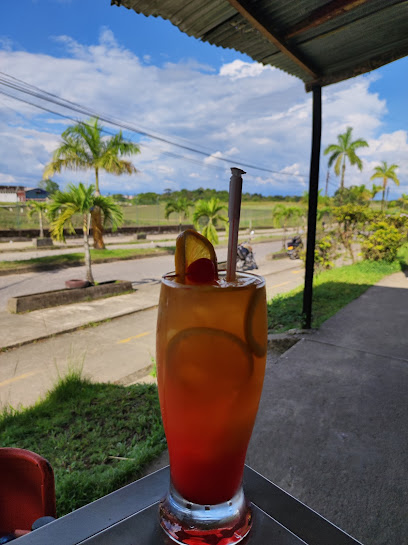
[
  {"x1": 48, "y1": 183, "x2": 123, "y2": 284},
  {"x1": 324, "y1": 127, "x2": 368, "y2": 190},
  {"x1": 370, "y1": 161, "x2": 400, "y2": 211},
  {"x1": 370, "y1": 183, "x2": 383, "y2": 201},
  {"x1": 43, "y1": 117, "x2": 139, "y2": 249},
  {"x1": 165, "y1": 197, "x2": 193, "y2": 231},
  {"x1": 27, "y1": 201, "x2": 48, "y2": 238},
  {"x1": 272, "y1": 204, "x2": 303, "y2": 249},
  {"x1": 192, "y1": 198, "x2": 228, "y2": 245}
]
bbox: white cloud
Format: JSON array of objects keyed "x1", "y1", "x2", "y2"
[
  {"x1": 0, "y1": 30, "x2": 406, "y2": 198},
  {"x1": 219, "y1": 60, "x2": 273, "y2": 80},
  {"x1": 0, "y1": 37, "x2": 13, "y2": 51}
]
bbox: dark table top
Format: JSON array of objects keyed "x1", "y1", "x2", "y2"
[{"x1": 19, "y1": 465, "x2": 363, "y2": 544}]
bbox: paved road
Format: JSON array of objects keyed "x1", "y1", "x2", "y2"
[
  {"x1": 0, "y1": 240, "x2": 283, "y2": 310},
  {"x1": 0, "y1": 246, "x2": 305, "y2": 408},
  {"x1": 0, "y1": 229, "x2": 287, "y2": 261}
]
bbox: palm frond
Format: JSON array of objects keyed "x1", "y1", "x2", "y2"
[
  {"x1": 326, "y1": 150, "x2": 340, "y2": 168},
  {"x1": 202, "y1": 223, "x2": 219, "y2": 245},
  {"x1": 324, "y1": 144, "x2": 341, "y2": 156},
  {"x1": 350, "y1": 139, "x2": 369, "y2": 150},
  {"x1": 50, "y1": 206, "x2": 77, "y2": 242},
  {"x1": 93, "y1": 195, "x2": 124, "y2": 231},
  {"x1": 104, "y1": 132, "x2": 140, "y2": 158},
  {"x1": 98, "y1": 152, "x2": 137, "y2": 175},
  {"x1": 334, "y1": 155, "x2": 342, "y2": 176},
  {"x1": 63, "y1": 118, "x2": 101, "y2": 158},
  {"x1": 348, "y1": 151, "x2": 364, "y2": 171}
]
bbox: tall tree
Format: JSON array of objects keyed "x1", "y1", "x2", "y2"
[
  {"x1": 370, "y1": 161, "x2": 400, "y2": 211},
  {"x1": 27, "y1": 201, "x2": 48, "y2": 238},
  {"x1": 38, "y1": 179, "x2": 59, "y2": 195},
  {"x1": 43, "y1": 117, "x2": 139, "y2": 249},
  {"x1": 165, "y1": 197, "x2": 193, "y2": 231},
  {"x1": 192, "y1": 198, "x2": 228, "y2": 245},
  {"x1": 324, "y1": 127, "x2": 368, "y2": 190},
  {"x1": 48, "y1": 183, "x2": 123, "y2": 284}
]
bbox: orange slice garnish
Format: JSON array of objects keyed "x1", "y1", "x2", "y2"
[
  {"x1": 175, "y1": 229, "x2": 218, "y2": 283},
  {"x1": 166, "y1": 328, "x2": 253, "y2": 395},
  {"x1": 245, "y1": 287, "x2": 268, "y2": 357}
]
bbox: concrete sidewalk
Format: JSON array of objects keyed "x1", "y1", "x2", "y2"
[
  {"x1": 0, "y1": 282, "x2": 160, "y2": 350},
  {"x1": 247, "y1": 270, "x2": 408, "y2": 545}
]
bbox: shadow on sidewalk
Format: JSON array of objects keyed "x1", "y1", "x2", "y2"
[{"x1": 252, "y1": 281, "x2": 408, "y2": 545}]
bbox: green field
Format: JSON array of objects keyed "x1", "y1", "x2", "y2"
[
  {"x1": 1, "y1": 200, "x2": 400, "y2": 232},
  {"x1": 0, "y1": 202, "x2": 300, "y2": 231}
]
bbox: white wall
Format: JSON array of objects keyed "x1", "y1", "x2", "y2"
[{"x1": 0, "y1": 193, "x2": 19, "y2": 203}]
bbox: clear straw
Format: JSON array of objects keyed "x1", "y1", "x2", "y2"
[{"x1": 226, "y1": 167, "x2": 246, "y2": 282}]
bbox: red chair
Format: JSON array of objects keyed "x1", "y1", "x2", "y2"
[{"x1": 0, "y1": 448, "x2": 56, "y2": 537}]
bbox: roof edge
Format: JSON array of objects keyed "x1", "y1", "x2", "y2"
[{"x1": 305, "y1": 43, "x2": 408, "y2": 91}]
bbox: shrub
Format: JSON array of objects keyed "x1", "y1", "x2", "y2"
[
  {"x1": 314, "y1": 232, "x2": 340, "y2": 273},
  {"x1": 361, "y1": 221, "x2": 404, "y2": 261},
  {"x1": 333, "y1": 204, "x2": 371, "y2": 263},
  {"x1": 301, "y1": 231, "x2": 340, "y2": 273}
]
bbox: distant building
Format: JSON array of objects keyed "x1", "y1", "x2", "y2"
[
  {"x1": 0, "y1": 185, "x2": 49, "y2": 203},
  {"x1": 0, "y1": 185, "x2": 26, "y2": 203},
  {"x1": 25, "y1": 187, "x2": 49, "y2": 201}
]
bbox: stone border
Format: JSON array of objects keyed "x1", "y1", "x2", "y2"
[{"x1": 7, "y1": 280, "x2": 134, "y2": 313}]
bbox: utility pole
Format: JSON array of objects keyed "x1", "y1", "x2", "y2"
[{"x1": 325, "y1": 171, "x2": 330, "y2": 196}]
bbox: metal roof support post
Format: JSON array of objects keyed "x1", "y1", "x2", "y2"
[{"x1": 302, "y1": 85, "x2": 322, "y2": 329}]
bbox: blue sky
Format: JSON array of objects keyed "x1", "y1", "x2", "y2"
[{"x1": 1, "y1": 0, "x2": 408, "y2": 198}]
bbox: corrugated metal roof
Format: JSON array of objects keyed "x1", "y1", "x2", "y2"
[{"x1": 111, "y1": 0, "x2": 408, "y2": 90}]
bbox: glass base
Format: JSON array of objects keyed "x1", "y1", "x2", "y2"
[{"x1": 159, "y1": 482, "x2": 252, "y2": 545}]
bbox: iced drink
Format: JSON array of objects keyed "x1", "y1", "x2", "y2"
[{"x1": 156, "y1": 230, "x2": 267, "y2": 544}]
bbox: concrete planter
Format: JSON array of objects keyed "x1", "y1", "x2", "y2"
[
  {"x1": 8, "y1": 280, "x2": 134, "y2": 314},
  {"x1": 32, "y1": 237, "x2": 53, "y2": 248}
]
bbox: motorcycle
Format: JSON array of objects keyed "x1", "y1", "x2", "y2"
[
  {"x1": 287, "y1": 235, "x2": 303, "y2": 260},
  {"x1": 237, "y1": 241, "x2": 258, "y2": 270}
]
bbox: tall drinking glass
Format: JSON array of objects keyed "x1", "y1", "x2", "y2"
[{"x1": 156, "y1": 271, "x2": 267, "y2": 544}]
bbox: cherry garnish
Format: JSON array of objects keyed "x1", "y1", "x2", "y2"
[{"x1": 186, "y1": 258, "x2": 216, "y2": 284}]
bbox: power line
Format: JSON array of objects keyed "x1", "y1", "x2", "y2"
[{"x1": 0, "y1": 72, "x2": 309, "y2": 181}]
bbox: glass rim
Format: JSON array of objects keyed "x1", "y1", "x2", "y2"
[{"x1": 161, "y1": 269, "x2": 265, "y2": 290}]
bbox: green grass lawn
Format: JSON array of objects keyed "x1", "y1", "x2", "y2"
[
  {"x1": 268, "y1": 247, "x2": 408, "y2": 332},
  {"x1": 0, "y1": 247, "x2": 174, "y2": 272},
  {"x1": 0, "y1": 371, "x2": 166, "y2": 516}
]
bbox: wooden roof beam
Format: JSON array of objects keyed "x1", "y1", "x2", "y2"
[
  {"x1": 285, "y1": 0, "x2": 371, "y2": 39},
  {"x1": 226, "y1": 0, "x2": 318, "y2": 79}
]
